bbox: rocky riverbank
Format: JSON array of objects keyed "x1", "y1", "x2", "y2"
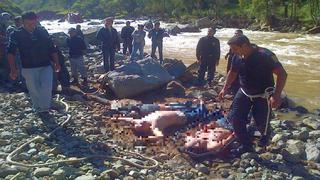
[{"x1": 1, "y1": 48, "x2": 320, "y2": 179}]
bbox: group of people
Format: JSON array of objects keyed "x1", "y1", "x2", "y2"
[
  {"x1": 1, "y1": 11, "x2": 288, "y2": 155},
  {"x1": 96, "y1": 18, "x2": 169, "y2": 73}
]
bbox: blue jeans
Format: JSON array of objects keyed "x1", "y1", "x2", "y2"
[
  {"x1": 102, "y1": 48, "x2": 115, "y2": 72},
  {"x1": 130, "y1": 43, "x2": 144, "y2": 61},
  {"x1": 22, "y1": 66, "x2": 53, "y2": 112}
]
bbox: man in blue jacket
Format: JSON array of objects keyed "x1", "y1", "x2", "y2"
[{"x1": 96, "y1": 17, "x2": 120, "y2": 72}]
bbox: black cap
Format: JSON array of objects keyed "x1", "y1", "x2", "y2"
[
  {"x1": 21, "y1": 11, "x2": 37, "y2": 20},
  {"x1": 227, "y1": 35, "x2": 250, "y2": 46}
]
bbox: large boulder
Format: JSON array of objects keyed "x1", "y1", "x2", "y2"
[
  {"x1": 83, "y1": 27, "x2": 100, "y2": 46},
  {"x1": 103, "y1": 58, "x2": 173, "y2": 98},
  {"x1": 167, "y1": 25, "x2": 181, "y2": 36},
  {"x1": 196, "y1": 17, "x2": 214, "y2": 29},
  {"x1": 178, "y1": 24, "x2": 201, "y2": 33},
  {"x1": 51, "y1": 32, "x2": 69, "y2": 48},
  {"x1": 162, "y1": 58, "x2": 186, "y2": 79},
  {"x1": 67, "y1": 13, "x2": 83, "y2": 24}
]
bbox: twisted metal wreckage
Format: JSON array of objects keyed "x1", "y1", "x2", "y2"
[{"x1": 6, "y1": 92, "x2": 238, "y2": 170}]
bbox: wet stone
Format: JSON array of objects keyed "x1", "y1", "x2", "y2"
[{"x1": 33, "y1": 167, "x2": 52, "y2": 177}]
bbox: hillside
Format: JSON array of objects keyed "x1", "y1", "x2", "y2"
[{"x1": 0, "y1": 0, "x2": 22, "y2": 15}]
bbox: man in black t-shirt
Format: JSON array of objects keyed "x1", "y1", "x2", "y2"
[{"x1": 219, "y1": 35, "x2": 287, "y2": 154}]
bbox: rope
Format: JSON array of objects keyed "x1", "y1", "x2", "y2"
[
  {"x1": 6, "y1": 95, "x2": 158, "y2": 169},
  {"x1": 240, "y1": 87, "x2": 275, "y2": 136}
]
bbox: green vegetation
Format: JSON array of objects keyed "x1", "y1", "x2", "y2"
[
  {"x1": 9, "y1": 0, "x2": 320, "y2": 26},
  {"x1": 0, "y1": 0, "x2": 22, "y2": 16}
]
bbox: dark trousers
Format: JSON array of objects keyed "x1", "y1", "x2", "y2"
[
  {"x1": 198, "y1": 58, "x2": 216, "y2": 84},
  {"x1": 228, "y1": 89, "x2": 271, "y2": 147},
  {"x1": 102, "y1": 48, "x2": 116, "y2": 72},
  {"x1": 151, "y1": 41, "x2": 163, "y2": 64},
  {"x1": 53, "y1": 58, "x2": 70, "y2": 91},
  {"x1": 123, "y1": 38, "x2": 133, "y2": 55}
]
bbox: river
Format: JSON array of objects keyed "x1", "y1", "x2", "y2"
[{"x1": 41, "y1": 19, "x2": 320, "y2": 111}]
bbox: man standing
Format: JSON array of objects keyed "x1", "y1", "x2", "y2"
[
  {"x1": 121, "y1": 21, "x2": 134, "y2": 55},
  {"x1": 219, "y1": 35, "x2": 287, "y2": 154},
  {"x1": 130, "y1": 24, "x2": 146, "y2": 61},
  {"x1": 148, "y1": 21, "x2": 168, "y2": 64},
  {"x1": 75, "y1": 24, "x2": 84, "y2": 39},
  {"x1": 196, "y1": 27, "x2": 220, "y2": 86},
  {"x1": 96, "y1": 17, "x2": 120, "y2": 72},
  {"x1": 7, "y1": 12, "x2": 60, "y2": 114},
  {"x1": 66, "y1": 27, "x2": 88, "y2": 86},
  {"x1": 224, "y1": 29, "x2": 243, "y2": 94}
]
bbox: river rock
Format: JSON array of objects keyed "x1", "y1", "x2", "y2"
[
  {"x1": 309, "y1": 130, "x2": 320, "y2": 139},
  {"x1": 302, "y1": 117, "x2": 320, "y2": 130},
  {"x1": 103, "y1": 58, "x2": 173, "y2": 98},
  {"x1": 67, "y1": 13, "x2": 83, "y2": 24},
  {"x1": 272, "y1": 133, "x2": 287, "y2": 143},
  {"x1": 196, "y1": 17, "x2": 214, "y2": 29},
  {"x1": 167, "y1": 25, "x2": 181, "y2": 35},
  {"x1": 195, "y1": 164, "x2": 210, "y2": 175},
  {"x1": 165, "y1": 81, "x2": 185, "y2": 97},
  {"x1": 305, "y1": 143, "x2": 320, "y2": 162},
  {"x1": 51, "y1": 32, "x2": 69, "y2": 48},
  {"x1": 0, "y1": 165, "x2": 19, "y2": 178},
  {"x1": 162, "y1": 58, "x2": 186, "y2": 79},
  {"x1": 101, "y1": 169, "x2": 119, "y2": 178},
  {"x1": 33, "y1": 167, "x2": 53, "y2": 177},
  {"x1": 285, "y1": 140, "x2": 305, "y2": 158},
  {"x1": 112, "y1": 164, "x2": 125, "y2": 174},
  {"x1": 178, "y1": 24, "x2": 201, "y2": 33},
  {"x1": 83, "y1": 27, "x2": 100, "y2": 46},
  {"x1": 75, "y1": 174, "x2": 96, "y2": 180},
  {"x1": 53, "y1": 168, "x2": 66, "y2": 180},
  {"x1": 292, "y1": 130, "x2": 309, "y2": 141}
]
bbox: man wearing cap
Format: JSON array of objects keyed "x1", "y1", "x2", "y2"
[
  {"x1": 219, "y1": 35, "x2": 287, "y2": 154},
  {"x1": 148, "y1": 21, "x2": 168, "y2": 64},
  {"x1": 96, "y1": 17, "x2": 120, "y2": 72},
  {"x1": 130, "y1": 24, "x2": 146, "y2": 61},
  {"x1": 121, "y1": 21, "x2": 135, "y2": 55},
  {"x1": 66, "y1": 27, "x2": 88, "y2": 86},
  {"x1": 7, "y1": 11, "x2": 61, "y2": 114},
  {"x1": 196, "y1": 27, "x2": 220, "y2": 86}
]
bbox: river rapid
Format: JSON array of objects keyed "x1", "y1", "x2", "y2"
[{"x1": 41, "y1": 19, "x2": 320, "y2": 111}]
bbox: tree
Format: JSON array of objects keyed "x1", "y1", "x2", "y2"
[{"x1": 309, "y1": 0, "x2": 320, "y2": 25}]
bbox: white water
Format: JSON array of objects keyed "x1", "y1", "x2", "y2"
[{"x1": 41, "y1": 19, "x2": 320, "y2": 110}]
